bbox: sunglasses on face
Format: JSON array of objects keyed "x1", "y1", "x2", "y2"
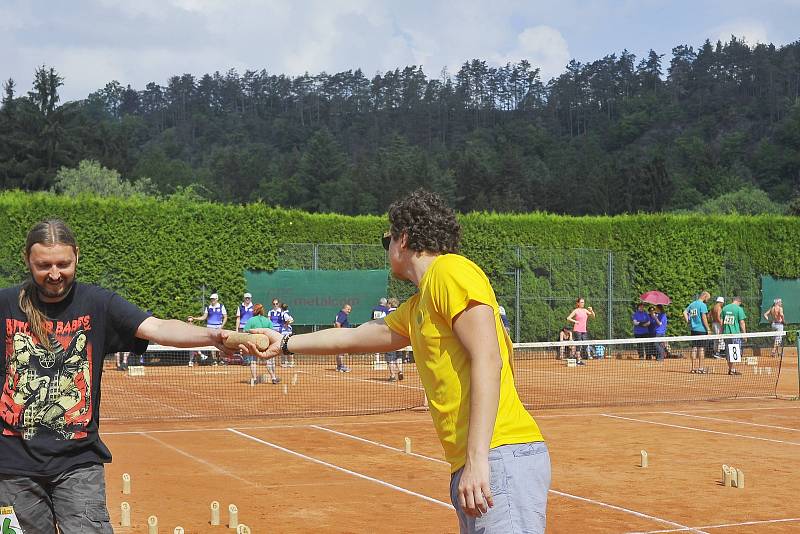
[{"x1": 381, "y1": 231, "x2": 391, "y2": 251}]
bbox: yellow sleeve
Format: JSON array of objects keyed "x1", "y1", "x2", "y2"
[
  {"x1": 428, "y1": 256, "x2": 496, "y2": 325},
  {"x1": 383, "y1": 298, "x2": 414, "y2": 338}
]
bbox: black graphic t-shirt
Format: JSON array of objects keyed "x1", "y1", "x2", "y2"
[{"x1": 0, "y1": 282, "x2": 149, "y2": 476}]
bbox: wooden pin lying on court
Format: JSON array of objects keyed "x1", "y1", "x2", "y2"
[
  {"x1": 148, "y1": 515, "x2": 158, "y2": 534},
  {"x1": 229, "y1": 503, "x2": 239, "y2": 529},
  {"x1": 120, "y1": 502, "x2": 131, "y2": 527},
  {"x1": 237, "y1": 525, "x2": 252, "y2": 534},
  {"x1": 283, "y1": 383, "x2": 289, "y2": 395},
  {"x1": 640, "y1": 450, "x2": 648, "y2": 468},
  {"x1": 211, "y1": 501, "x2": 220, "y2": 526},
  {"x1": 404, "y1": 436, "x2": 412, "y2": 454},
  {"x1": 122, "y1": 472, "x2": 131, "y2": 494},
  {"x1": 174, "y1": 528, "x2": 184, "y2": 534},
  {"x1": 292, "y1": 373, "x2": 298, "y2": 385}
]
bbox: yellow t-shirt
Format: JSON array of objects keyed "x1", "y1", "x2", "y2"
[{"x1": 384, "y1": 254, "x2": 543, "y2": 472}]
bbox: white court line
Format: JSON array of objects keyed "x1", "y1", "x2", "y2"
[
  {"x1": 664, "y1": 412, "x2": 800, "y2": 432},
  {"x1": 602, "y1": 414, "x2": 800, "y2": 446},
  {"x1": 548, "y1": 490, "x2": 707, "y2": 534},
  {"x1": 100, "y1": 404, "x2": 798, "y2": 436},
  {"x1": 627, "y1": 516, "x2": 800, "y2": 533},
  {"x1": 140, "y1": 433, "x2": 258, "y2": 487},
  {"x1": 306, "y1": 429, "x2": 702, "y2": 533},
  {"x1": 226, "y1": 428, "x2": 454, "y2": 509},
  {"x1": 301, "y1": 368, "x2": 425, "y2": 392},
  {"x1": 102, "y1": 384, "x2": 196, "y2": 417},
  {"x1": 310, "y1": 425, "x2": 450, "y2": 465}
]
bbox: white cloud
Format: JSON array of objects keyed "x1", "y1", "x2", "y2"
[
  {"x1": 707, "y1": 19, "x2": 770, "y2": 46},
  {"x1": 495, "y1": 25, "x2": 571, "y2": 81}
]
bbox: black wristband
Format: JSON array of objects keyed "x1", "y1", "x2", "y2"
[{"x1": 281, "y1": 333, "x2": 294, "y2": 355}]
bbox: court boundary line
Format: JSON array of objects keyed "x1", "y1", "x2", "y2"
[
  {"x1": 626, "y1": 516, "x2": 800, "y2": 533},
  {"x1": 664, "y1": 411, "x2": 800, "y2": 432},
  {"x1": 226, "y1": 428, "x2": 454, "y2": 510},
  {"x1": 309, "y1": 424, "x2": 450, "y2": 465},
  {"x1": 303, "y1": 427, "x2": 704, "y2": 533},
  {"x1": 601, "y1": 414, "x2": 800, "y2": 446},
  {"x1": 141, "y1": 432, "x2": 258, "y2": 487},
  {"x1": 101, "y1": 404, "x2": 799, "y2": 436}
]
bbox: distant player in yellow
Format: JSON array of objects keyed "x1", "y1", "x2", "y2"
[{"x1": 259, "y1": 189, "x2": 550, "y2": 533}]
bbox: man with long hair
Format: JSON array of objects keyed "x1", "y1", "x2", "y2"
[
  {"x1": 0, "y1": 218, "x2": 271, "y2": 533},
  {"x1": 257, "y1": 190, "x2": 550, "y2": 533}
]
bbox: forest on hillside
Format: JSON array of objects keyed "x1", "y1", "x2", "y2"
[{"x1": 1, "y1": 36, "x2": 799, "y2": 215}]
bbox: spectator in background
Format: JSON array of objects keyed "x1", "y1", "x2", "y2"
[
  {"x1": 243, "y1": 303, "x2": 281, "y2": 385},
  {"x1": 721, "y1": 296, "x2": 746, "y2": 376},
  {"x1": 632, "y1": 302, "x2": 651, "y2": 360},
  {"x1": 651, "y1": 304, "x2": 668, "y2": 361},
  {"x1": 709, "y1": 296, "x2": 725, "y2": 359},
  {"x1": 334, "y1": 304, "x2": 352, "y2": 372},
  {"x1": 280, "y1": 302, "x2": 295, "y2": 367},
  {"x1": 187, "y1": 293, "x2": 227, "y2": 366},
  {"x1": 371, "y1": 297, "x2": 389, "y2": 373},
  {"x1": 235, "y1": 293, "x2": 254, "y2": 332},
  {"x1": 385, "y1": 297, "x2": 404, "y2": 381},
  {"x1": 268, "y1": 298, "x2": 286, "y2": 365},
  {"x1": 764, "y1": 297, "x2": 785, "y2": 357},
  {"x1": 566, "y1": 297, "x2": 595, "y2": 363},
  {"x1": 231, "y1": 292, "x2": 255, "y2": 365},
  {"x1": 683, "y1": 291, "x2": 711, "y2": 374},
  {"x1": 114, "y1": 351, "x2": 129, "y2": 371},
  {"x1": 557, "y1": 326, "x2": 574, "y2": 361}
]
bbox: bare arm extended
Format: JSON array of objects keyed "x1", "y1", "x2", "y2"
[
  {"x1": 452, "y1": 302, "x2": 502, "y2": 518},
  {"x1": 259, "y1": 319, "x2": 409, "y2": 359},
  {"x1": 136, "y1": 317, "x2": 281, "y2": 354}
]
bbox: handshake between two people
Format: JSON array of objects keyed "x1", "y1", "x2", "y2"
[{"x1": 218, "y1": 329, "x2": 284, "y2": 359}]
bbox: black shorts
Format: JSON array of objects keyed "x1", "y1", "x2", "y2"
[{"x1": 690, "y1": 330, "x2": 709, "y2": 349}]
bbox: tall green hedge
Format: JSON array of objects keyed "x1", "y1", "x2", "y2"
[{"x1": 1, "y1": 192, "x2": 798, "y2": 339}]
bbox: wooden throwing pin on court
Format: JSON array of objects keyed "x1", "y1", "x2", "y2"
[
  {"x1": 404, "y1": 437, "x2": 412, "y2": 454},
  {"x1": 122, "y1": 472, "x2": 131, "y2": 494},
  {"x1": 228, "y1": 503, "x2": 239, "y2": 529},
  {"x1": 237, "y1": 525, "x2": 252, "y2": 534},
  {"x1": 640, "y1": 450, "x2": 648, "y2": 468},
  {"x1": 174, "y1": 528, "x2": 184, "y2": 534},
  {"x1": 148, "y1": 515, "x2": 158, "y2": 534},
  {"x1": 120, "y1": 502, "x2": 131, "y2": 527},
  {"x1": 211, "y1": 501, "x2": 220, "y2": 526}
]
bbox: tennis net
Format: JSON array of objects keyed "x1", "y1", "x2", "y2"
[{"x1": 99, "y1": 331, "x2": 787, "y2": 420}]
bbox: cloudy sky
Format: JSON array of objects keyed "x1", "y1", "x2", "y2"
[{"x1": 2, "y1": 0, "x2": 798, "y2": 102}]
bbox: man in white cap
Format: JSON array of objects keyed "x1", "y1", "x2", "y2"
[{"x1": 187, "y1": 293, "x2": 227, "y2": 365}]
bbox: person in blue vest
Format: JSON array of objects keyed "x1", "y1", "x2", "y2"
[
  {"x1": 280, "y1": 302, "x2": 295, "y2": 367},
  {"x1": 334, "y1": 304, "x2": 352, "y2": 372},
  {"x1": 683, "y1": 291, "x2": 711, "y2": 374},
  {"x1": 188, "y1": 293, "x2": 227, "y2": 366},
  {"x1": 650, "y1": 305, "x2": 668, "y2": 361},
  {"x1": 235, "y1": 293, "x2": 254, "y2": 332},
  {"x1": 632, "y1": 302, "x2": 651, "y2": 359},
  {"x1": 268, "y1": 298, "x2": 285, "y2": 364},
  {"x1": 371, "y1": 298, "x2": 389, "y2": 375}
]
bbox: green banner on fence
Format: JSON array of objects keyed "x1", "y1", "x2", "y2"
[
  {"x1": 245, "y1": 269, "x2": 390, "y2": 325},
  {"x1": 760, "y1": 275, "x2": 800, "y2": 324}
]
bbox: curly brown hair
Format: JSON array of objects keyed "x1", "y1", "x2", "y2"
[{"x1": 387, "y1": 189, "x2": 461, "y2": 254}]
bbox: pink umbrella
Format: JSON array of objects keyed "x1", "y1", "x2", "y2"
[{"x1": 640, "y1": 290, "x2": 671, "y2": 305}]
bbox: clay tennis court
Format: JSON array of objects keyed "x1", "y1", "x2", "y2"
[{"x1": 100, "y1": 349, "x2": 799, "y2": 533}]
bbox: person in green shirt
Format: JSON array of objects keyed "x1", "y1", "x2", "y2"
[
  {"x1": 243, "y1": 303, "x2": 281, "y2": 385},
  {"x1": 721, "y1": 296, "x2": 746, "y2": 376}
]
